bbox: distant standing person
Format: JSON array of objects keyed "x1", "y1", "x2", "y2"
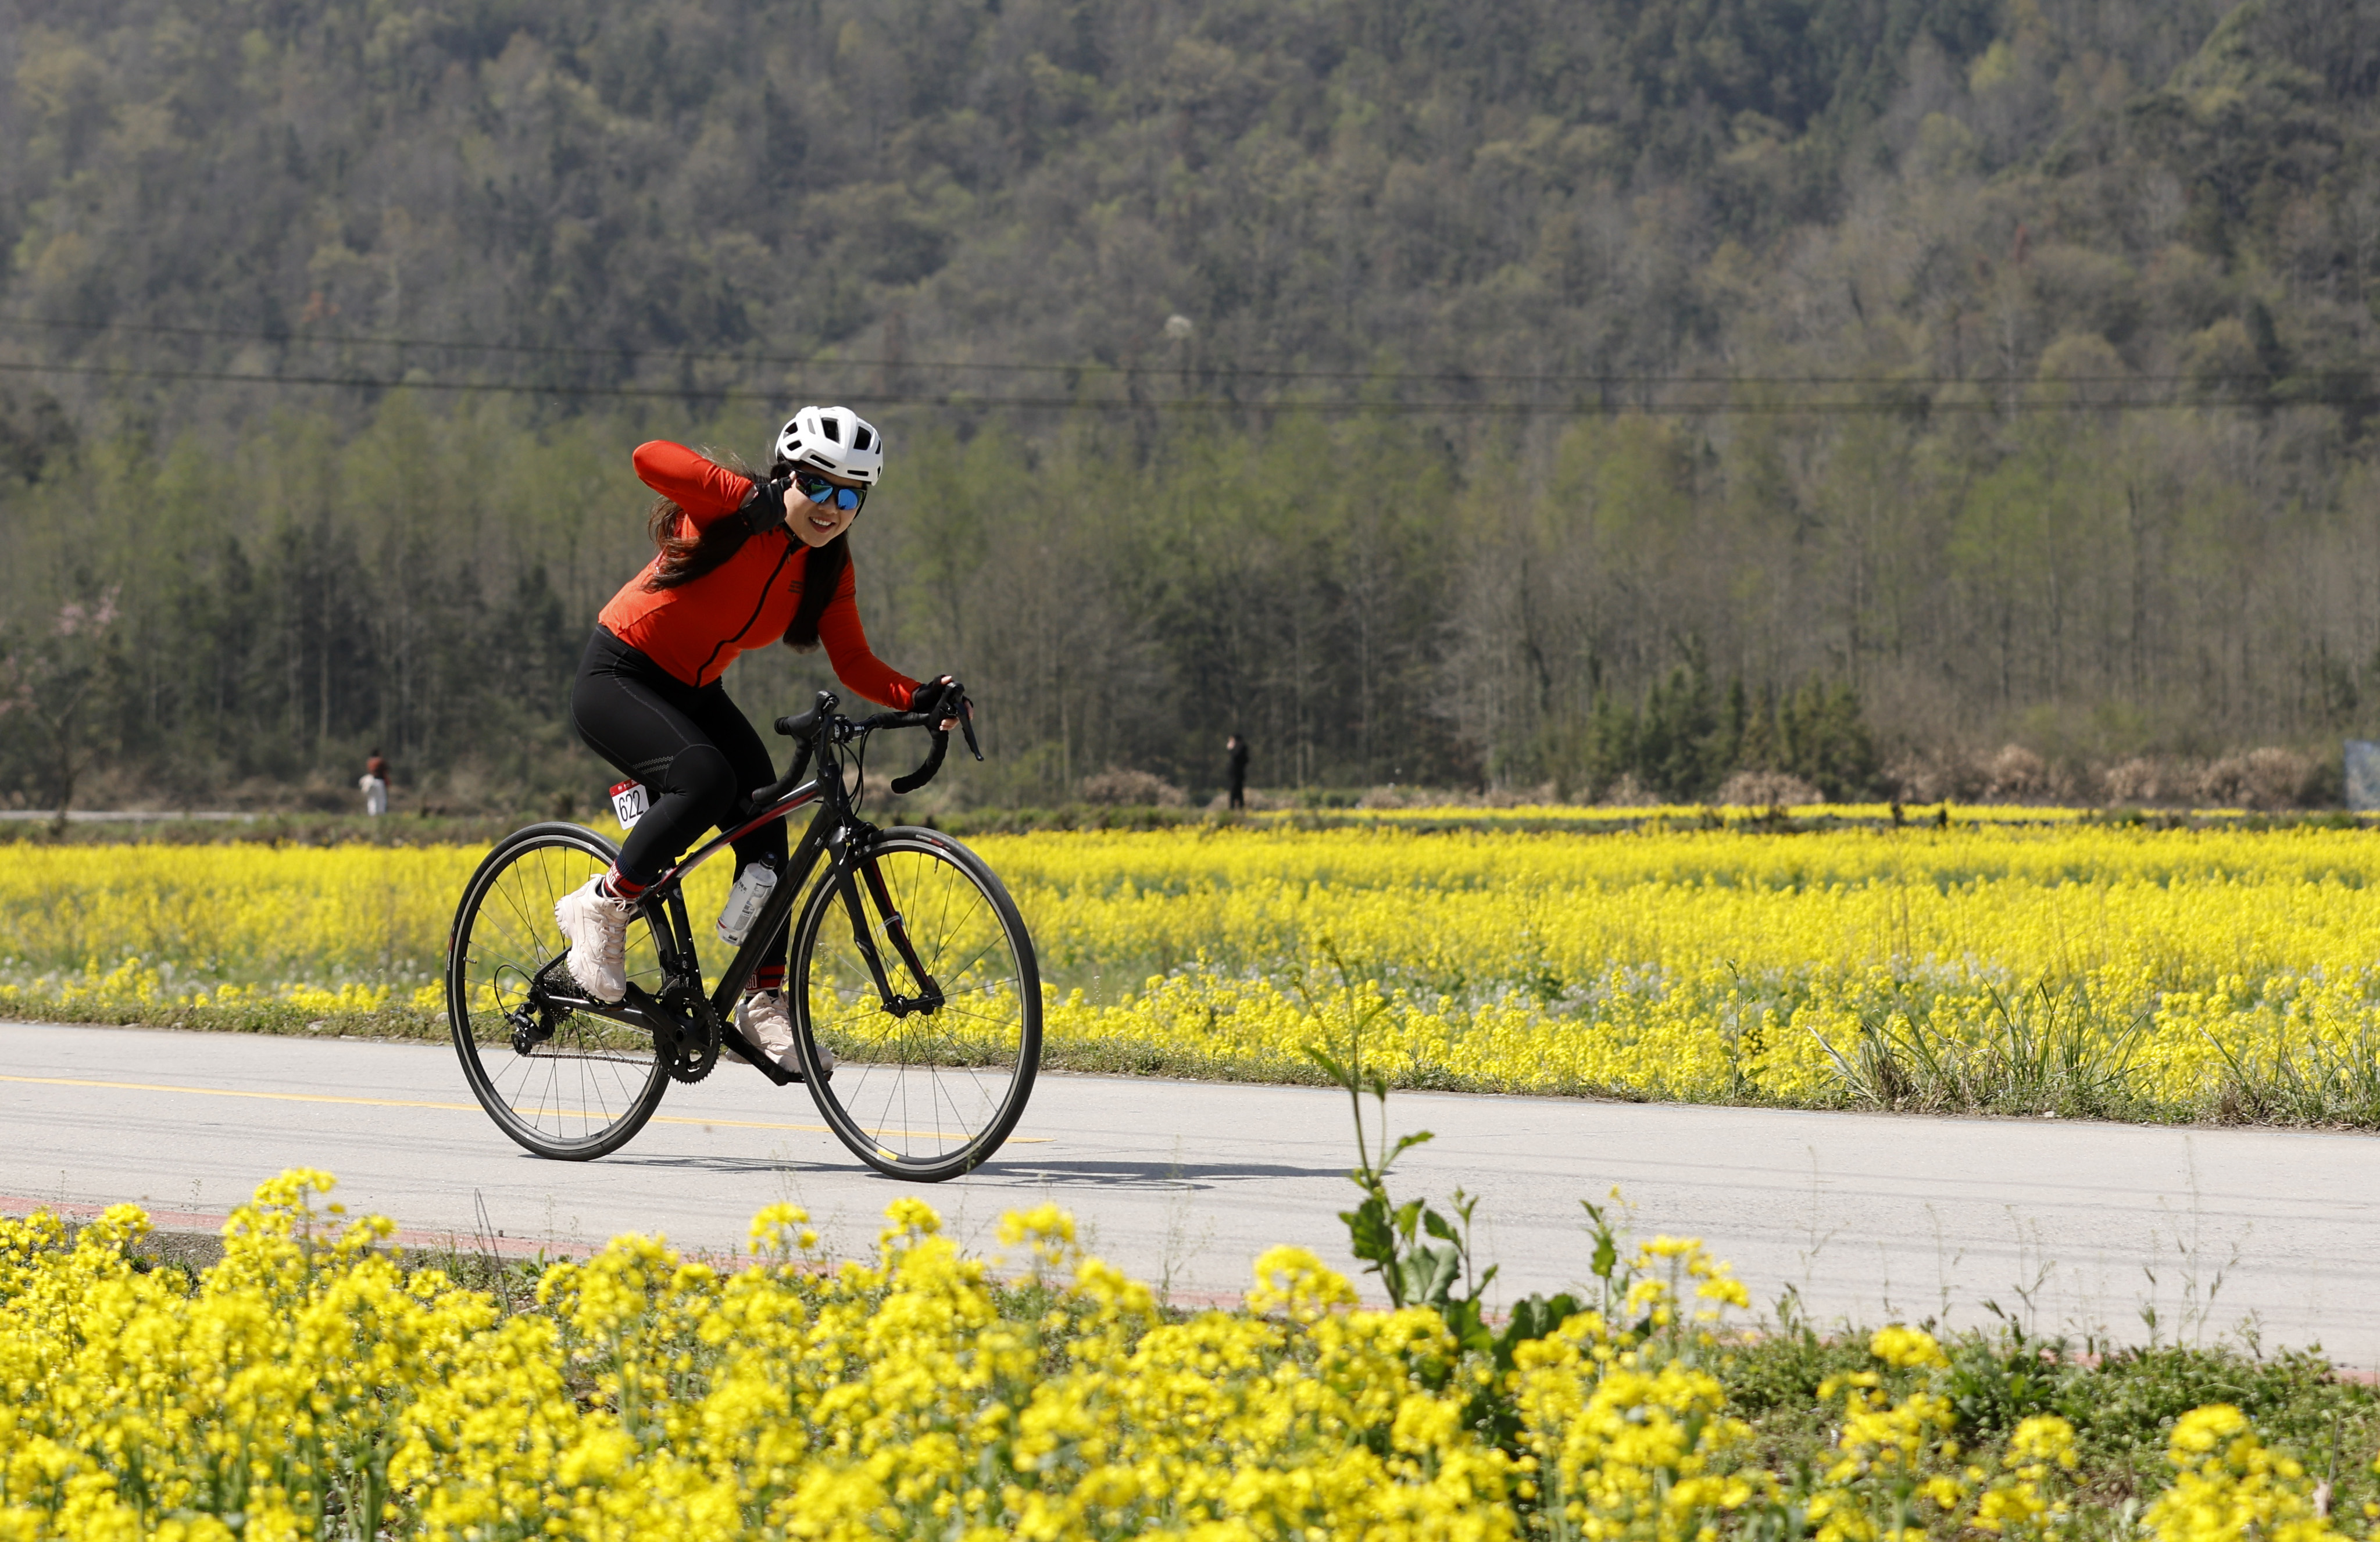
[
  {"x1": 360, "y1": 748, "x2": 389, "y2": 817},
  {"x1": 1226, "y1": 733, "x2": 1250, "y2": 810}
]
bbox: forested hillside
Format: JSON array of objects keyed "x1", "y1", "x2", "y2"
[{"x1": 1, "y1": 0, "x2": 2377, "y2": 807}]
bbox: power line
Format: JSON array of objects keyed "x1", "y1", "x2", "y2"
[
  {"x1": 0, "y1": 312, "x2": 2356, "y2": 391},
  {"x1": 0, "y1": 310, "x2": 1653, "y2": 384},
  {"x1": 0, "y1": 356, "x2": 2358, "y2": 416}
]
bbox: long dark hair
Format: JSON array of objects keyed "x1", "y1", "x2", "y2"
[{"x1": 642, "y1": 446, "x2": 849, "y2": 652}]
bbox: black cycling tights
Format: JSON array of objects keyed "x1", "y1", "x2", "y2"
[{"x1": 570, "y1": 627, "x2": 788, "y2": 981}]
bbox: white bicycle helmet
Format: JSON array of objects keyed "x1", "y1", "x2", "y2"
[{"x1": 774, "y1": 405, "x2": 885, "y2": 485}]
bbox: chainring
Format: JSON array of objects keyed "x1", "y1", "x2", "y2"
[{"x1": 659, "y1": 982, "x2": 721, "y2": 1085}]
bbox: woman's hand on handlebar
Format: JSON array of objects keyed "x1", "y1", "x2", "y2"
[
  {"x1": 910, "y1": 676, "x2": 982, "y2": 762},
  {"x1": 917, "y1": 675, "x2": 967, "y2": 733}
]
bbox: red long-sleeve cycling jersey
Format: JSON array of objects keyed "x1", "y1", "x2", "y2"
[{"x1": 598, "y1": 441, "x2": 920, "y2": 705}]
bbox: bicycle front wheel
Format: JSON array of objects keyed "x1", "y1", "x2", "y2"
[
  {"x1": 791, "y1": 828, "x2": 1042, "y2": 1180},
  {"x1": 445, "y1": 822, "x2": 671, "y2": 1160}
]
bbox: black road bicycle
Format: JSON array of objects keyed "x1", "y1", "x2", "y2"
[{"x1": 443, "y1": 691, "x2": 1040, "y2": 1181}]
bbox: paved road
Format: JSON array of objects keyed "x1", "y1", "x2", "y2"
[{"x1": 3, "y1": 1021, "x2": 2373, "y2": 1362}]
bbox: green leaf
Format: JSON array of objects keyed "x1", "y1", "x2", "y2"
[
  {"x1": 1303, "y1": 1044, "x2": 1352, "y2": 1089},
  {"x1": 1411, "y1": 1244, "x2": 1461, "y2": 1309},
  {"x1": 1443, "y1": 1297, "x2": 1494, "y2": 1356},
  {"x1": 1581, "y1": 1204, "x2": 1620, "y2": 1283},
  {"x1": 1342, "y1": 1199, "x2": 1395, "y2": 1268},
  {"x1": 1495, "y1": 1291, "x2": 1584, "y2": 1368}
]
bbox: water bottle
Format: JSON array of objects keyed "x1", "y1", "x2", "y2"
[{"x1": 716, "y1": 859, "x2": 778, "y2": 944}]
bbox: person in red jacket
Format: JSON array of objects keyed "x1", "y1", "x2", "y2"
[{"x1": 554, "y1": 405, "x2": 955, "y2": 1078}]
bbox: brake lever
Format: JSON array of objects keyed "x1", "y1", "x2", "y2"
[
  {"x1": 776, "y1": 690, "x2": 837, "y2": 739},
  {"x1": 957, "y1": 700, "x2": 983, "y2": 761}
]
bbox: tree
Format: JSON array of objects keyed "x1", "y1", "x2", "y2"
[
  {"x1": 1778, "y1": 681, "x2": 1884, "y2": 801},
  {"x1": 0, "y1": 588, "x2": 123, "y2": 821}
]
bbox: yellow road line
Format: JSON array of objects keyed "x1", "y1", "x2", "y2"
[
  {"x1": 0, "y1": 1074, "x2": 1047, "y2": 1143},
  {"x1": 0, "y1": 1072, "x2": 490, "y2": 1115}
]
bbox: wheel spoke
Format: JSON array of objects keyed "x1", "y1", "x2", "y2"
[
  {"x1": 448, "y1": 831, "x2": 671, "y2": 1160},
  {"x1": 796, "y1": 836, "x2": 1039, "y2": 1179}
]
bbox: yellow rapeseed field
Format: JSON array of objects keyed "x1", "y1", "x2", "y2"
[
  {"x1": 1, "y1": 817, "x2": 2374, "y2": 1120},
  {"x1": 1, "y1": 1169, "x2": 2365, "y2": 1540}
]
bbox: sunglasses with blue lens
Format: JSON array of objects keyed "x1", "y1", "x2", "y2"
[{"x1": 792, "y1": 471, "x2": 866, "y2": 514}]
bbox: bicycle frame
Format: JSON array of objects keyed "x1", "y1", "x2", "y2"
[{"x1": 547, "y1": 741, "x2": 949, "y2": 1086}]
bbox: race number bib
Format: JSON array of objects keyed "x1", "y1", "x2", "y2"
[{"x1": 609, "y1": 779, "x2": 649, "y2": 830}]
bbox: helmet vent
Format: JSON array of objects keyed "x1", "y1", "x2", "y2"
[
  {"x1": 819, "y1": 415, "x2": 842, "y2": 443},
  {"x1": 852, "y1": 425, "x2": 873, "y2": 451}
]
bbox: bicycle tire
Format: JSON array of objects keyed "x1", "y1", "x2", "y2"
[
  {"x1": 446, "y1": 822, "x2": 671, "y2": 1160},
  {"x1": 789, "y1": 828, "x2": 1042, "y2": 1180}
]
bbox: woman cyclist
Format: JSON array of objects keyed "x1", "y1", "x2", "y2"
[{"x1": 555, "y1": 405, "x2": 958, "y2": 1077}]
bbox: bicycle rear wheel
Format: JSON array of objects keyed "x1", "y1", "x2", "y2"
[
  {"x1": 446, "y1": 822, "x2": 671, "y2": 1160},
  {"x1": 791, "y1": 828, "x2": 1041, "y2": 1180}
]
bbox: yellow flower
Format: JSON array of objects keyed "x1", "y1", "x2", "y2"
[
  {"x1": 2143, "y1": 1404, "x2": 2340, "y2": 1541},
  {"x1": 747, "y1": 1201, "x2": 811, "y2": 1257},
  {"x1": 15, "y1": 821, "x2": 2380, "y2": 1124},
  {"x1": 1867, "y1": 1325, "x2": 1949, "y2": 1371}
]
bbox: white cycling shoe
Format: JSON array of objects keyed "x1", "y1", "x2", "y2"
[
  {"x1": 734, "y1": 990, "x2": 835, "y2": 1082},
  {"x1": 553, "y1": 877, "x2": 635, "y2": 1003}
]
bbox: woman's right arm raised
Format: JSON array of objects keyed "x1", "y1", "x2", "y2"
[{"x1": 632, "y1": 441, "x2": 755, "y2": 529}]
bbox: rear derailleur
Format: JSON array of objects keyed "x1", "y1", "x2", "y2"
[{"x1": 508, "y1": 958, "x2": 574, "y2": 1054}]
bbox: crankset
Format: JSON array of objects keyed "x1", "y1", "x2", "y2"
[
  {"x1": 516, "y1": 953, "x2": 716, "y2": 1083},
  {"x1": 656, "y1": 979, "x2": 721, "y2": 1085}
]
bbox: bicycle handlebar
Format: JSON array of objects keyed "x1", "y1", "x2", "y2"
[
  {"x1": 744, "y1": 690, "x2": 836, "y2": 808},
  {"x1": 879, "y1": 682, "x2": 981, "y2": 794},
  {"x1": 753, "y1": 688, "x2": 982, "y2": 804},
  {"x1": 774, "y1": 692, "x2": 834, "y2": 740},
  {"x1": 891, "y1": 729, "x2": 947, "y2": 794}
]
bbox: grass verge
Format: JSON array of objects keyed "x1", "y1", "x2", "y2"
[
  {"x1": 1729, "y1": 1320, "x2": 2379, "y2": 1528},
  {"x1": 16, "y1": 1002, "x2": 2380, "y2": 1135}
]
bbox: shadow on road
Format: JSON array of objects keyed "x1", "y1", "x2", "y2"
[
  {"x1": 578, "y1": 1153, "x2": 1342, "y2": 1192},
  {"x1": 591, "y1": 1154, "x2": 814, "y2": 1176},
  {"x1": 968, "y1": 1158, "x2": 1341, "y2": 1190}
]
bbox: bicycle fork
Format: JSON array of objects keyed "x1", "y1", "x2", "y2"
[{"x1": 834, "y1": 852, "x2": 944, "y2": 1017}]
